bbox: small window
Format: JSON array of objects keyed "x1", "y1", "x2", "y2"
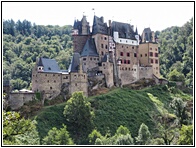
[
  {"x1": 83, "y1": 58, "x2": 86, "y2": 61},
  {"x1": 75, "y1": 83, "x2": 77, "y2": 86},
  {"x1": 48, "y1": 67, "x2": 51, "y2": 70},
  {"x1": 122, "y1": 45, "x2": 123, "y2": 48},
  {"x1": 84, "y1": 63, "x2": 86, "y2": 65},
  {"x1": 48, "y1": 80, "x2": 49, "y2": 83},
  {"x1": 124, "y1": 60, "x2": 126, "y2": 64},
  {"x1": 156, "y1": 67, "x2": 159, "y2": 70},
  {"x1": 90, "y1": 58, "x2": 92, "y2": 60},
  {"x1": 120, "y1": 40, "x2": 122, "y2": 42},
  {"x1": 94, "y1": 58, "x2": 96, "y2": 60},
  {"x1": 120, "y1": 52, "x2": 123, "y2": 56},
  {"x1": 145, "y1": 54, "x2": 147, "y2": 57},
  {"x1": 129, "y1": 68, "x2": 131, "y2": 71},
  {"x1": 101, "y1": 51, "x2": 104, "y2": 55},
  {"x1": 150, "y1": 48, "x2": 152, "y2": 50},
  {"x1": 127, "y1": 53, "x2": 130, "y2": 57},
  {"x1": 155, "y1": 59, "x2": 158, "y2": 64},
  {"x1": 155, "y1": 48, "x2": 158, "y2": 51},
  {"x1": 140, "y1": 54, "x2": 142, "y2": 57},
  {"x1": 134, "y1": 53, "x2": 137, "y2": 57},
  {"x1": 50, "y1": 87, "x2": 52, "y2": 90},
  {"x1": 101, "y1": 44, "x2": 104, "y2": 48},
  {"x1": 155, "y1": 53, "x2": 158, "y2": 57},
  {"x1": 105, "y1": 45, "x2": 108, "y2": 49},
  {"x1": 125, "y1": 67, "x2": 127, "y2": 70},
  {"x1": 151, "y1": 59, "x2": 153, "y2": 63},
  {"x1": 132, "y1": 46, "x2": 134, "y2": 49},
  {"x1": 150, "y1": 52, "x2": 153, "y2": 57},
  {"x1": 104, "y1": 37, "x2": 107, "y2": 40},
  {"x1": 54, "y1": 80, "x2": 56, "y2": 83},
  {"x1": 127, "y1": 60, "x2": 130, "y2": 64}
]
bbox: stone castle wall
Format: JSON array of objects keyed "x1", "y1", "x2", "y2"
[{"x1": 9, "y1": 92, "x2": 35, "y2": 110}]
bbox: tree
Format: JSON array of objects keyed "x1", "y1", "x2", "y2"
[
  {"x1": 42, "y1": 124, "x2": 74, "y2": 145},
  {"x1": 170, "y1": 97, "x2": 190, "y2": 126},
  {"x1": 178, "y1": 125, "x2": 193, "y2": 145},
  {"x1": 63, "y1": 92, "x2": 94, "y2": 144},
  {"x1": 115, "y1": 134, "x2": 134, "y2": 145},
  {"x1": 116, "y1": 125, "x2": 130, "y2": 136},
  {"x1": 3, "y1": 111, "x2": 40, "y2": 145},
  {"x1": 168, "y1": 69, "x2": 185, "y2": 84},
  {"x1": 135, "y1": 123, "x2": 151, "y2": 145},
  {"x1": 88, "y1": 129, "x2": 103, "y2": 145}
]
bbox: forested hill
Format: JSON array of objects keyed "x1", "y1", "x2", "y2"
[
  {"x1": 3, "y1": 18, "x2": 193, "y2": 90},
  {"x1": 3, "y1": 19, "x2": 73, "y2": 90},
  {"x1": 156, "y1": 18, "x2": 193, "y2": 87}
]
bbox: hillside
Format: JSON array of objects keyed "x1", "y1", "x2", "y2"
[{"x1": 35, "y1": 85, "x2": 192, "y2": 143}]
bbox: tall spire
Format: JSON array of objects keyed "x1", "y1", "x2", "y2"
[{"x1": 135, "y1": 27, "x2": 138, "y2": 35}]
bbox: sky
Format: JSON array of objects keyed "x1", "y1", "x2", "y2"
[{"x1": 2, "y1": 2, "x2": 194, "y2": 34}]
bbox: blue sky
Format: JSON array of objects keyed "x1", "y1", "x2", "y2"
[{"x1": 2, "y1": 2, "x2": 194, "y2": 34}]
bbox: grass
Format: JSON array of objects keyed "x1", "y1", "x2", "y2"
[{"x1": 34, "y1": 85, "x2": 192, "y2": 142}]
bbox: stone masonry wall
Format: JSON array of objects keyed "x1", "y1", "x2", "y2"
[{"x1": 9, "y1": 92, "x2": 35, "y2": 110}]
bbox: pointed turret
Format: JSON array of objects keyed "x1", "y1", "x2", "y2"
[{"x1": 135, "y1": 27, "x2": 138, "y2": 35}]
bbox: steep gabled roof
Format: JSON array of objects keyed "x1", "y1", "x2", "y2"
[
  {"x1": 92, "y1": 15, "x2": 108, "y2": 35},
  {"x1": 111, "y1": 21, "x2": 137, "y2": 40},
  {"x1": 81, "y1": 38, "x2": 99, "y2": 57},
  {"x1": 37, "y1": 58, "x2": 60, "y2": 72},
  {"x1": 73, "y1": 19, "x2": 82, "y2": 34},
  {"x1": 68, "y1": 53, "x2": 83, "y2": 72},
  {"x1": 142, "y1": 27, "x2": 152, "y2": 42}
]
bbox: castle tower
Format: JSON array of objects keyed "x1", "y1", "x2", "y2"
[
  {"x1": 72, "y1": 16, "x2": 90, "y2": 53},
  {"x1": 138, "y1": 28, "x2": 160, "y2": 78}
]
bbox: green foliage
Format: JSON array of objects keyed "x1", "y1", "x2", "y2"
[
  {"x1": 3, "y1": 111, "x2": 40, "y2": 145},
  {"x1": 116, "y1": 125, "x2": 130, "y2": 136},
  {"x1": 135, "y1": 123, "x2": 151, "y2": 145},
  {"x1": 159, "y1": 18, "x2": 193, "y2": 87},
  {"x1": 42, "y1": 124, "x2": 74, "y2": 145},
  {"x1": 170, "y1": 97, "x2": 190, "y2": 126},
  {"x1": 88, "y1": 129, "x2": 103, "y2": 145},
  {"x1": 168, "y1": 69, "x2": 185, "y2": 84},
  {"x1": 3, "y1": 19, "x2": 73, "y2": 90},
  {"x1": 115, "y1": 134, "x2": 134, "y2": 145},
  {"x1": 63, "y1": 92, "x2": 94, "y2": 144},
  {"x1": 35, "y1": 86, "x2": 192, "y2": 145},
  {"x1": 178, "y1": 125, "x2": 193, "y2": 145},
  {"x1": 35, "y1": 92, "x2": 41, "y2": 101},
  {"x1": 35, "y1": 102, "x2": 67, "y2": 140}
]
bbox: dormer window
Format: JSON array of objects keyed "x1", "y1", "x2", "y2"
[
  {"x1": 48, "y1": 67, "x2": 51, "y2": 70},
  {"x1": 37, "y1": 66, "x2": 43, "y2": 72}
]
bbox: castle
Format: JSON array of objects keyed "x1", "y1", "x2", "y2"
[{"x1": 31, "y1": 15, "x2": 160, "y2": 99}]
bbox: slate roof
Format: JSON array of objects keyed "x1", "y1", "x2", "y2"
[
  {"x1": 101, "y1": 54, "x2": 107, "y2": 62},
  {"x1": 111, "y1": 21, "x2": 137, "y2": 40},
  {"x1": 37, "y1": 57, "x2": 61, "y2": 72},
  {"x1": 73, "y1": 16, "x2": 90, "y2": 35},
  {"x1": 73, "y1": 19, "x2": 82, "y2": 35},
  {"x1": 92, "y1": 15, "x2": 108, "y2": 35},
  {"x1": 81, "y1": 38, "x2": 99, "y2": 57},
  {"x1": 68, "y1": 53, "x2": 84, "y2": 72},
  {"x1": 142, "y1": 27, "x2": 152, "y2": 42}
]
